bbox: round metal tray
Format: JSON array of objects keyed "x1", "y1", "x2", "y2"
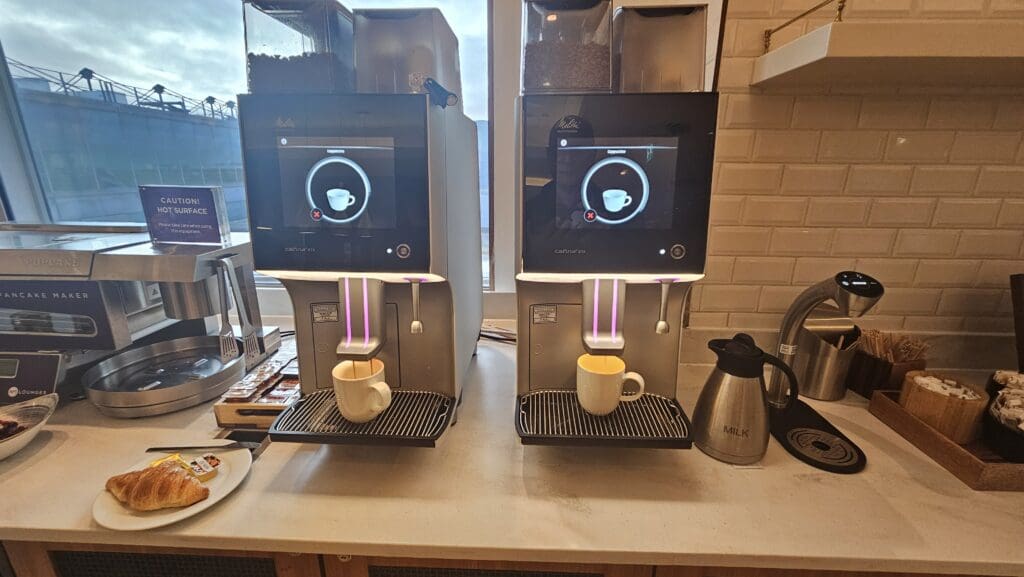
[
  {"x1": 83, "y1": 335, "x2": 243, "y2": 410},
  {"x1": 91, "y1": 378, "x2": 233, "y2": 419}
]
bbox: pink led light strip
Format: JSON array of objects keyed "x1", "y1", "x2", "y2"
[
  {"x1": 592, "y1": 278, "x2": 600, "y2": 342},
  {"x1": 610, "y1": 279, "x2": 619, "y2": 342},
  {"x1": 362, "y1": 277, "x2": 370, "y2": 346},
  {"x1": 343, "y1": 277, "x2": 352, "y2": 348}
]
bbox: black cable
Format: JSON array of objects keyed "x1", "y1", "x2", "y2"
[{"x1": 479, "y1": 331, "x2": 516, "y2": 344}]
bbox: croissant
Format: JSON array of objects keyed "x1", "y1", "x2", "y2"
[{"x1": 106, "y1": 462, "x2": 209, "y2": 511}]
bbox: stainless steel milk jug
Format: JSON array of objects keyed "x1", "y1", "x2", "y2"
[{"x1": 692, "y1": 333, "x2": 799, "y2": 465}]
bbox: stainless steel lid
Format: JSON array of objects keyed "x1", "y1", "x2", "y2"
[
  {"x1": 83, "y1": 335, "x2": 244, "y2": 409},
  {"x1": 0, "y1": 224, "x2": 150, "y2": 278},
  {"x1": 89, "y1": 233, "x2": 253, "y2": 283}
]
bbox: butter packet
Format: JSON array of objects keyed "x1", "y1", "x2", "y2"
[
  {"x1": 199, "y1": 453, "x2": 221, "y2": 470},
  {"x1": 147, "y1": 452, "x2": 219, "y2": 482},
  {"x1": 184, "y1": 454, "x2": 218, "y2": 482},
  {"x1": 148, "y1": 453, "x2": 183, "y2": 468}
]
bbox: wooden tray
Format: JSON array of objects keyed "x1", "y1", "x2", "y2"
[
  {"x1": 214, "y1": 377, "x2": 301, "y2": 429},
  {"x1": 214, "y1": 399, "x2": 293, "y2": 429},
  {"x1": 870, "y1": 390, "x2": 1024, "y2": 491}
]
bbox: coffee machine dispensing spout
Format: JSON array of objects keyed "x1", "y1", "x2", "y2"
[
  {"x1": 581, "y1": 278, "x2": 626, "y2": 355},
  {"x1": 656, "y1": 279, "x2": 672, "y2": 335},
  {"x1": 767, "y1": 271, "x2": 884, "y2": 407},
  {"x1": 409, "y1": 279, "x2": 423, "y2": 334},
  {"x1": 335, "y1": 277, "x2": 386, "y2": 361}
]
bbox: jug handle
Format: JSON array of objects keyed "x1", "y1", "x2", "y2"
[{"x1": 763, "y1": 354, "x2": 799, "y2": 412}]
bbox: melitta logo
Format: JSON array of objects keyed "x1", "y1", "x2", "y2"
[
  {"x1": 555, "y1": 115, "x2": 583, "y2": 131},
  {"x1": 554, "y1": 248, "x2": 586, "y2": 256},
  {"x1": 723, "y1": 425, "x2": 750, "y2": 438}
]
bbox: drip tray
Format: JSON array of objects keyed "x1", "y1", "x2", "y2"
[
  {"x1": 516, "y1": 390, "x2": 692, "y2": 449},
  {"x1": 269, "y1": 389, "x2": 453, "y2": 447}
]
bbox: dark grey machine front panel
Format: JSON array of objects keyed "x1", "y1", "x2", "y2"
[{"x1": 521, "y1": 92, "x2": 717, "y2": 274}]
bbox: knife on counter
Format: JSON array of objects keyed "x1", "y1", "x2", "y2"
[{"x1": 144, "y1": 441, "x2": 261, "y2": 453}]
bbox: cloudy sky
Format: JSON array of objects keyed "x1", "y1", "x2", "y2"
[{"x1": 0, "y1": 0, "x2": 489, "y2": 120}]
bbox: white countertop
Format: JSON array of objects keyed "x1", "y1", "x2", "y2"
[{"x1": 1, "y1": 342, "x2": 1023, "y2": 576}]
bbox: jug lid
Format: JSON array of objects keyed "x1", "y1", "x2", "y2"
[{"x1": 708, "y1": 333, "x2": 765, "y2": 378}]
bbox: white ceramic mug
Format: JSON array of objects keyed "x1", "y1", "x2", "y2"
[
  {"x1": 576, "y1": 354, "x2": 645, "y2": 416},
  {"x1": 602, "y1": 189, "x2": 632, "y2": 213},
  {"x1": 332, "y1": 358, "x2": 392, "y2": 423},
  {"x1": 326, "y1": 188, "x2": 357, "y2": 211}
]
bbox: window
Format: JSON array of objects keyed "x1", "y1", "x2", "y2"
[{"x1": 0, "y1": 0, "x2": 490, "y2": 286}]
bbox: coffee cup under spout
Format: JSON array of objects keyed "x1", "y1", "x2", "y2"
[
  {"x1": 332, "y1": 358, "x2": 392, "y2": 423},
  {"x1": 576, "y1": 354, "x2": 645, "y2": 416}
]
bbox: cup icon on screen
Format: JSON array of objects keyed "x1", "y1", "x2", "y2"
[
  {"x1": 326, "y1": 188, "x2": 357, "y2": 211},
  {"x1": 602, "y1": 189, "x2": 632, "y2": 213}
]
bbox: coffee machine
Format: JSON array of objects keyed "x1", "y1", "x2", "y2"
[
  {"x1": 0, "y1": 224, "x2": 279, "y2": 416},
  {"x1": 514, "y1": 0, "x2": 723, "y2": 447},
  {"x1": 239, "y1": 5, "x2": 481, "y2": 446}
]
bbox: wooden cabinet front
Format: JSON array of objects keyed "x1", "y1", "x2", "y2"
[
  {"x1": 2, "y1": 542, "x2": 320, "y2": 577},
  {"x1": 1, "y1": 544, "x2": 1001, "y2": 577},
  {"x1": 325, "y1": 557, "x2": 651, "y2": 577},
  {"x1": 656, "y1": 564, "x2": 990, "y2": 577}
]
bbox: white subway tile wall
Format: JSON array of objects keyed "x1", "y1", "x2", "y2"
[
  {"x1": 697, "y1": 1, "x2": 1024, "y2": 334},
  {"x1": 910, "y1": 166, "x2": 979, "y2": 196},
  {"x1": 846, "y1": 165, "x2": 913, "y2": 195},
  {"x1": 855, "y1": 258, "x2": 919, "y2": 286},
  {"x1": 781, "y1": 164, "x2": 848, "y2": 194}
]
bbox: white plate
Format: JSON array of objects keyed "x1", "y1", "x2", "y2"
[
  {"x1": 0, "y1": 394, "x2": 58, "y2": 462},
  {"x1": 92, "y1": 446, "x2": 252, "y2": 531}
]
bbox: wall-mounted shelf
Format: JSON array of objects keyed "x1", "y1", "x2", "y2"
[{"x1": 752, "y1": 21, "x2": 1024, "y2": 88}]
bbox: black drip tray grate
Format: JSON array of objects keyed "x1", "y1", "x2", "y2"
[
  {"x1": 517, "y1": 390, "x2": 692, "y2": 448},
  {"x1": 269, "y1": 388, "x2": 453, "y2": 446}
]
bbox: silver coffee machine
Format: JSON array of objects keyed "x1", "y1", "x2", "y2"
[
  {"x1": 0, "y1": 224, "x2": 279, "y2": 416},
  {"x1": 514, "y1": 0, "x2": 723, "y2": 447},
  {"x1": 239, "y1": 7, "x2": 481, "y2": 446}
]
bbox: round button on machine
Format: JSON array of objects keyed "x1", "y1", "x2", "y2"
[
  {"x1": 670, "y1": 244, "x2": 686, "y2": 260},
  {"x1": 395, "y1": 243, "x2": 411, "y2": 259}
]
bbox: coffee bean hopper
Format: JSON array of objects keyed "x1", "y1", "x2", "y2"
[
  {"x1": 0, "y1": 224, "x2": 279, "y2": 417},
  {"x1": 514, "y1": 0, "x2": 726, "y2": 447}
]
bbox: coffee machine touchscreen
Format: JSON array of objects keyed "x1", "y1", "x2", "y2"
[
  {"x1": 556, "y1": 137, "x2": 677, "y2": 229},
  {"x1": 278, "y1": 137, "x2": 397, "y2": 229},
  {"x1": 520, "y1": 92, "x2": 716, "y2": 274}
]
